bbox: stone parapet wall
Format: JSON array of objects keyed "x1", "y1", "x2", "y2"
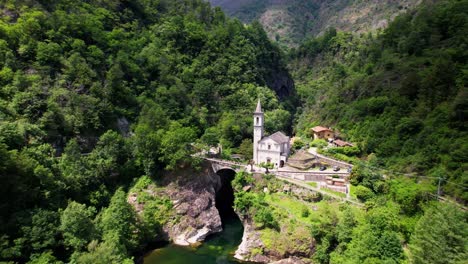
[
  {"x1": 276, "y1": 170, "x2": 349, "y2": 181},
  {"x1": 315, "y1": 153, "x2": 353, "y2": 168}
]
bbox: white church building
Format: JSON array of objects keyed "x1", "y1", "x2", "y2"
[{"x1": 253, "y1": 100, "x2": 291, "y2": 168}]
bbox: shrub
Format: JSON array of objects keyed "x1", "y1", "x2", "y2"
[
  {"x1": 310, "y1": 139, "x2": 328, "y2": 148},
  {"x1": 301, "y1": 206, "x2": 310, "y2": 218},
  {"x1": 354, "y1": 185, "x2": 375, "y2": 202},
  {"x1": 293, "y1": 139, "x2": 305, "y2": 150},
  {"x1": 253, "y1": 206, "x2": 279, "y2": 230}
]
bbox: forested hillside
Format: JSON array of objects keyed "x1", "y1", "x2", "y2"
[
  {"x1": 290, "y1": 0, "x2": 468, "y2": 201},
  {"x1": 0, "y1": 0, "x2": 294, "y2": 262},
  {"x1": 208, "y1": 0, "x2": 420, "y2": 47},
  {"x1": 0, "y1": 0, "x2": 467, "y2": 263}
]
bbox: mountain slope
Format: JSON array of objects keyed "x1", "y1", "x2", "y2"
[
  {"x1": 290, "y1": 0, "x2": 468, "y2": 201},
  {"x1": 0, "y1": 0, "x2": 295, "y2": 262},
  {"x1": 209, "y1": 0, "x2": 421, "y2": 47}
]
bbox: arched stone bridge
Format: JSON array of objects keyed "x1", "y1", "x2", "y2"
[{"x1": 204, "y1": 158, "x2": 247, "y2": 174}]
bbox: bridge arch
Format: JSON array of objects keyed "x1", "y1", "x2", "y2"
[{"x1": 214, "y1": 168, "x2": 237, "y2": 220}]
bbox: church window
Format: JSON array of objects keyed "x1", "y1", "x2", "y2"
[
  {"x1": 268, "y1": 144, "x2": 271, "y2": 150},
  {"x1": 256, "y1": 117, "x2": 259, "y2": 125}
]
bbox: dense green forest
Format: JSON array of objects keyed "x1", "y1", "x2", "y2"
[
  {"x1": 0, "y1": 0, "x2": 467, "y2": 263},
  {"x1": 290, "y1": 0, "x2": 468, "y2": 201},
  {"x1": 0, "y1": 0, "x2": 294, "y2": 262}
]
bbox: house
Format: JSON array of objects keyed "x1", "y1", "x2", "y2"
[
  {"x1": 311, "y1": 126, "x2": 334, "y2": 140},
  {"x1": 333, "y1": 139, "x2": 354, "y2": 147},
  {"x1": 326, "y1": 176, "x2": 346, "y2": 186},
  {"x1": 253, "y1": 100, "x2": 291, "y2": 168}
]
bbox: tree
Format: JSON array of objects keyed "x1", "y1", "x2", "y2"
[
  {"x1": 264, "y1": 109, "x2": 291, "y2": 134},
  {"x1": 238, "y1": 139, "x2": 253, "y2": 160},
  {"x1": 88, "y1": 130, "x2": 131, "y2": 182},
  {"x1": 354, "y1": 185, "x2": 375, "y2": 202},
  {"x1": 200, "y1": 127, "x2": 219, "y2": 147},
  {"x1": 158, "y1": 121, "x2": 197, "y2": 170},
  {"x1": 98, "y1": 188, "x2": 139, "y2": 253},
  {"x1": 259, "y1": 162, "x2": 274, "y2": 174},
  {"x1": 70, "y1": 240, "x2": 133, "y2": 264},
  {"x1": 409, "y1": 203, "x2": 468, "y2": 264},
  {"x1": 28, "y1": 251, "x2": 62, "y2": 264},
  {"x1": 60, "y1": 201, "x2": 96, "y2": 250},
  {"x1": 22, "y1": 209, "x2": 60, "y2": 253}
]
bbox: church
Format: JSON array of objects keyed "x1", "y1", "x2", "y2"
[{"x1": 253, "y1": 100, "x2": 291, "y2": 168}]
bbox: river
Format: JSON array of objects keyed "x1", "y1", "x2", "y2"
[{"x1": 143, "y1": 213, "x2": 243, "y2": 264}]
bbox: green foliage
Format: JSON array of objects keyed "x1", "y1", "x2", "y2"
[
  {"x1": 232, "y1": 171, "x2": 255, "y2": 192},
  {"x1": 28, "y1": 251, "x2": 63, "y2": 264},
  {"x1": 310, "y1": 139, "x2": 328, "y2": 148},
  {"x1": 238, "y1": 139, "x2": 253, "y2": 161},
  {"x1": 158, "y1": 121, "x2": 197, "y2": 170},
  {"x1": 292, "y1": 138, "x2": 305, "y2": 150},
  {"x1": 354, "y1": 185, "x2": 375, "y2": 202},
  {"x1": 259, "y1": 162, "x2": 274, "y2": 173},
  {"x1": 409, "y1": 203, "x2": 468, "y2": 264},
  {"x1": 0, "y1": 0, "x2": 295, "y2": 260},
  {"x1": 98, "y1": 188, "x2": 139, "y2": 253},
  {"x1": 301, "y1": 205, "x2": 310, "y2": 218},
  {"x1": 60, "y1": 201, "x2": 96, "y2": 250},
  {"x1": 253, "y1": 206, "x2": 279, "y2": 230},
  {"x1": 337, "y1": 203, "x2": 403, "y2": 263},
  {"x1": 388, "y1": 178, "x2": 433, "y2": 215},
  {"x1": 70, "y1": 240, "x2": 133, "y2": 264},
  {"x1": 291, "y1": 0, "x2": 468, "y2": 201},
  {"x1": 327, "y1": 146, "x2": 360, "y2": 156}
]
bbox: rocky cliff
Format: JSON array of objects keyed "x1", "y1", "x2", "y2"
[
  {"x1": 128, "y1": 163, "x2": 224, "y2": 246},
  {"x1": 233, "y1": 175, "x2": 318, "y2": 263},
  {"x1": 209, "y1": 0, "x2": 421, "y2": 47}
]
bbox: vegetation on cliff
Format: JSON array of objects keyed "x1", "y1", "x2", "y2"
[
  {"x1": 0, "y1": 0, "x2": 292, "y2": 262},
  {"x1": 291, "y1": 0, "x2": 468, "y2": 202},
  {"x1": 0, "y1": 0, "x2": 466, "y2": 263},
  {"x1": 233, "y1": 170, "x2": 467, "y2": 264}
]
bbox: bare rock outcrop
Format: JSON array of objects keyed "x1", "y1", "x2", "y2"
[{"x1": 128, "y1": 163, "x2": 223, "y2": 246}]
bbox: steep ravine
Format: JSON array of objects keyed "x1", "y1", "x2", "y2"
[{"x1": 131, "y1": 164, "x2": 316, "y2": 263}]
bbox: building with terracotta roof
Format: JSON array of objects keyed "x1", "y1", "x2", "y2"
[
  {"x1": 253, "y1": 100, "x2": 291, "y2": 168},
  {"x1": 311, "y1": 126, "x2": 334, "y2": 140}
]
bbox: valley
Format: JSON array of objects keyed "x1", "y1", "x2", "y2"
[{"x1": 0, "y1": 0, "x2": 466, "y2": 264}]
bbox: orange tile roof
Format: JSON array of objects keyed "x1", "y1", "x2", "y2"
[{"x1": 311, "y1": 126, "x2": 332, "y2": 133}]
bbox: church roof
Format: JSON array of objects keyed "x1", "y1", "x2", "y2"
[
  {"x1": 261, "y1": 131, "x2": 289, "y2": 144},
  {"x1": 254, "y1": 99, "x2": 262, "y2": 113}
]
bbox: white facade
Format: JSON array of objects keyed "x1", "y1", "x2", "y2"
[
  {"x1": 253, "y1": 100, "x2": 264, "y2": 163},
  {"x1": 253, "y1": 100, "x2": 290, "y2": 168}
]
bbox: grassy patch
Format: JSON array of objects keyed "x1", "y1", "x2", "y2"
[
  {"x1": 321, "y1": 188, "x2": 347, "y2": 198},
  {"x1": 264, "y1": 193, "x2": 313, "y2": 222},
  {"x1": 349, "y1": 184, "x2": 358, "y2": 200},
  {"x1": 307, "y1": 181, "x2": 318, "y2": 188}
]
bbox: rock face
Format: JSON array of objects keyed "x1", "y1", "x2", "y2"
[
  {"x1": 235, "y1": 215, "x2": 313, "y2": 263},
  {"x1": 233, "y1": 178, "x2": 317, "y2": 263},
  {"x1": 265, "y1": 68, "x2": 295, "y2": 99},
  {"x1": 129, "y1": 163, "x2": 224, "y2": 246},
  {"x1": 165, "y1": 180, "x2": 222, "y2": 246},
  {"x1": 234, "y1": 217, "x2": 271, "y2": 263}
]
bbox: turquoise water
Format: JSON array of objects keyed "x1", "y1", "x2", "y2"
[{"x1": 143, "y1": 215, "x2": 244, "y2": 264}]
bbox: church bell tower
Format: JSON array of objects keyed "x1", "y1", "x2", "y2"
[{"x1": 253, "y1": 99, "x2": 264, "y2": 164}]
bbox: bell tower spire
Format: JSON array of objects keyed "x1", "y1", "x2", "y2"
[{"x1": 253, "y1": 99, "x2": 264, "y2": 164}]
